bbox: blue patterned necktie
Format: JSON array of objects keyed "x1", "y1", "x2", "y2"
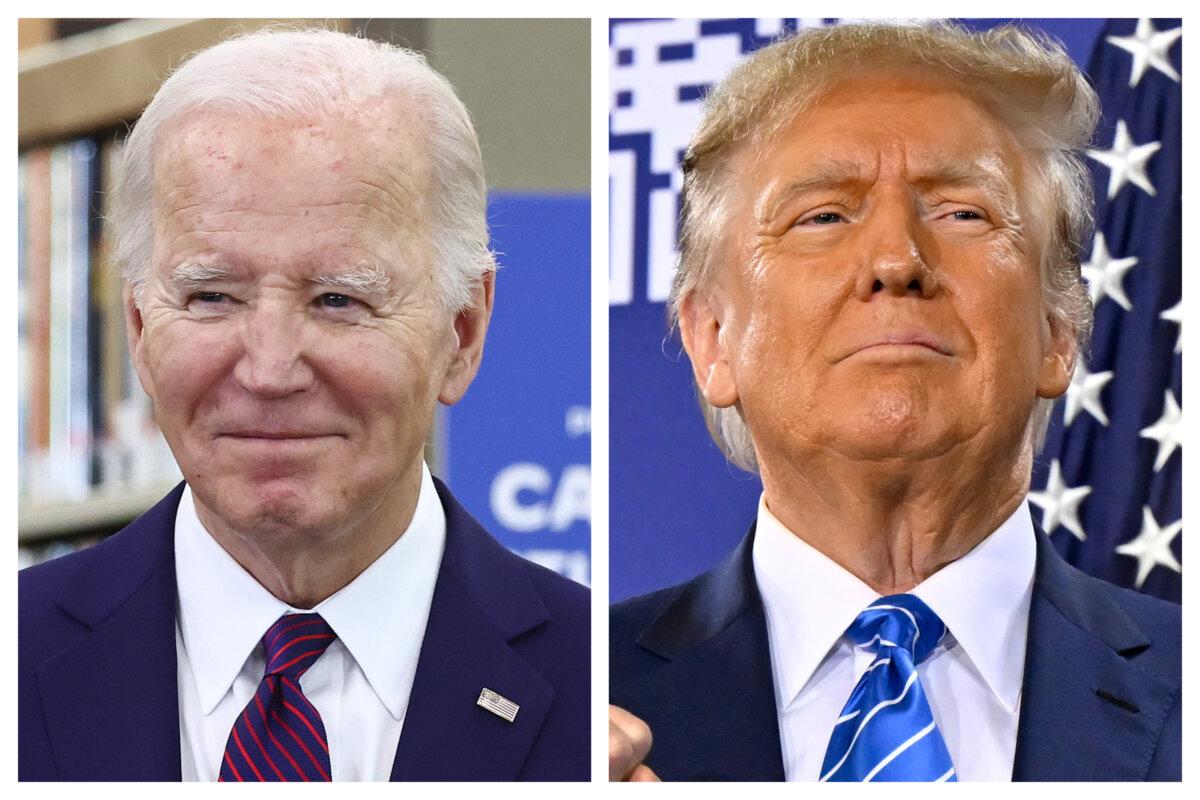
[
  {"x1": 219, "y1": 613, "x2": 337, "y2": 781},
  {"x1": 819, "y1": 594, "x2": 957, "y2": 782}
]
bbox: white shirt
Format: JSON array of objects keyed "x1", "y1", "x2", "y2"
[
  {"x1": 175, "y1": 463, "x2": 446, "y2": 781},
  {"x1": 752, "y1": 496, "x2": 1035, "y2": 781}
]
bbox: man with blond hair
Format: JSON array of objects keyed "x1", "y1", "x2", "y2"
[
  {"x1": 20, "y1": 28, "x2": 588, "y2": 781},
  {"x1": 610, "y1": 22, "x2": 1179, "y2": 782}
]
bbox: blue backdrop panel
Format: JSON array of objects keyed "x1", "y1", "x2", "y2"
[
  {"x1": 609, "y1": 305, "x2": 761, "y2": 598},
  {"x1": 609, "y1": 18, "x2": 1181, "y2": 603},
  {"x1": 440, "y1": 193, "x2": 591, "y2": 586}
]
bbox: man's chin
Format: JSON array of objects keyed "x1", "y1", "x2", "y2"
[
  {"x1": 800, "y1": 399, "x2": 959, "y2": 463},
  {"x1": 195, "y1": 476, "x2": 332, "y2": 537},
  {"x1": 820, "y1": 419, "x2": 961, "y2": 464}
]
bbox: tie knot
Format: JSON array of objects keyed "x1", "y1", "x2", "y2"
[
  {"x1": 262, "y1": 613, "x2": 336, "y2": 679},
  {"x1": 847, "y1": 594, "x2": 945, "y2": 664}
]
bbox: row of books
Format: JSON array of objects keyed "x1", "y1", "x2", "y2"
[{"x1": 18, "y1": 136, "x2": 180, "y2": 531}]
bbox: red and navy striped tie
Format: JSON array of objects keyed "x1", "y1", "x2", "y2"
[{"x1": 219, "y1": 613, "x2": 337, "y2": 781}]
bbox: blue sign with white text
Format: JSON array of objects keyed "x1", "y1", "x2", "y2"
[{"x1": 440, "y1": 193, "x2": 590, "y2": 586}]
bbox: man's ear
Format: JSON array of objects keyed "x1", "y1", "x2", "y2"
[
  {"x1": 124, "y1": 284, "x2": 156, "y2": 401},
  {"x1": 1035, "y1": 311, "x2": 1077, "y2": 400},
  {"x1": 678, "y1": 290, "x2": 738, "y2": 408},
  {"x1": 438, "y1": 270, "x2": 495, "y2": 405}
]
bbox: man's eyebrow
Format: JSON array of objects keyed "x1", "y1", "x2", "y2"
[
  {"x1": 911, "y1": 160, "x2": 1018, "y2": 207},
  {"x1": 758, "y1": 158, "x2": 1020, "y2": 222},
  {"x1": 758, "y1": 159, "x2": 868, "y2": 223},
  {"x1": 168, "y1": 262, "x2": 234, "y2": 285},
  {"x1": 312, "y1": 262, "x2": 393, "y2": 295}
]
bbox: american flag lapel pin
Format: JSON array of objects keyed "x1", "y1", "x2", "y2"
[{"x1": 477, "y1": 687, "x2": 519, "y2": 723}]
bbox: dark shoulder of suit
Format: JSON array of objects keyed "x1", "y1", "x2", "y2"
[
  {"x1": 609, "y1": 530, "x2": 787, "y2": 781},
  {"x1": 19, "y1": 490, "x2": 182, "y2": 782},
  {"x1": 491, "y1": 535, "x2": 592, "y2": 780},
  {"x1": 1019, "y1": 549, "x2": 1180, "y2": 782},
  {"x1": 426, "y1": 477, "x2": 590, "y2": 780}
]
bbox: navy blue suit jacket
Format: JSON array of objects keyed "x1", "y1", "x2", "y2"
[
  {"x1": 20, "y1": 479, "x2": 590, "y2": 781},
  {"x1": 611, "y1": 519, "x2": 1180, "y2": 781}
]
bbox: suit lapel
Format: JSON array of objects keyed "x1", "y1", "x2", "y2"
[
  {"x1": 390, "y1": 480, "x2": 555, "y2": 781},
  {"x1": 38, "y1": 485, "x2": 184, "y2": 780},
  {"x1": 628, "y1": 528, "x2": 785, "y2": 781},
  {"x1": 1013, "y1": 528, "x2": 1177, "y2": 780}
]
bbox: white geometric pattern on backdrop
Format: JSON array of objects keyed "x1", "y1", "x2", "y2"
[{"x1": 609, "y1": 19, "x2": 827, "y2": 306}]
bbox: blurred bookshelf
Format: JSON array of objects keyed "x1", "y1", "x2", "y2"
[{"x1": 17, "y1": 19, "x2": 352, "y2": 566}]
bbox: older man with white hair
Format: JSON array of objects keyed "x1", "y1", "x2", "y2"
[
  {"x1": 609, "y1": 22, "x2": 1179, "y2": 782},
  {"x1": 20, "y1": 28, "x2": 588, "y2": 781}
]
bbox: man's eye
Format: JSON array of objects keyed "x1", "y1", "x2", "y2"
[
  {"x1": 192, "y1": 291, "x2": 227, "y2": 303},
  {"x1": 950, "y1": 210, "x2": 983, "y2": 221},
  {"x1": 317, "y1": 293, "x2": 356, "y2": 309},
  {"x1": 804, "y1": 212, "x2": 844, "y2": 225}
]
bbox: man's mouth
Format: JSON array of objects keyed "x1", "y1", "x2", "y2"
[
  {"x1": 837, "y1": 330, "x2": 954, "y2": 361},
  {"x1": 218, "y1": 431, "x2": 343, "y2": 440}
]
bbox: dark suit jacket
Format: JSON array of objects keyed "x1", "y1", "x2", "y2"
[
  {"x1": 611, "y1": 519, "x2": 1180, "y2": 781},
  {"x1": 20, "y1": 478, "x2": 590, "y2": 781}
]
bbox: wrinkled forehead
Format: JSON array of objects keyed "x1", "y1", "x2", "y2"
[
  {"x1": 150, "y1": 101, "x2": 435, "y2": 232},
  {"x1": 749, "y1": 70, "x2": 1030, "y2": 190}
]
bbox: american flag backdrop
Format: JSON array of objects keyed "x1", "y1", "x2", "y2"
[
  {"x1": 609, "y1": 19, "x2": 1182, "y2": 603},
  {"x1": 1028, "y1": 18, "x2": 1182, "y2": 604}
]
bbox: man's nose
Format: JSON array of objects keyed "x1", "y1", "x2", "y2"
[
  {"x1": 232, "y1": 304, "x2": 316, "y2": 398},
  {"x1": 856, "y1": 201, "x2": 939, "y2": 300}
]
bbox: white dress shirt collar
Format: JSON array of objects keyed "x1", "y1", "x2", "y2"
[
  {"x1": 752, "y1": 495, "x2": 1035, "y2": 712},
  {"x1": 909, "y1": 502, "x2": 1035, "y2": 712},
  {"x1": 175, "y1": 463, "x2": 446, "y2": 719}
]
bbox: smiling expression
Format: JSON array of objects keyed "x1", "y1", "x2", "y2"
[{"x1": 128, "y1": 104, "x2": 467, "y2": 539}]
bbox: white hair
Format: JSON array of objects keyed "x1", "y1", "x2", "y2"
[
  {"x1": 670, "y1": 21, "x2": 1098, "y2": 472},
  {"x1": 112, "y1": 27, "x2": 495, "y2": 312}
]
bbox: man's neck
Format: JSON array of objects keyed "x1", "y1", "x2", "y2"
[
  {"x1": 194, "y1": 468, "x2": 424, "y2": 609},
  {"x1": 758, "y1": 441, "x2": 1032, "y2": 595}
]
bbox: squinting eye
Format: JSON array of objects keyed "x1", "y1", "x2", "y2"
[
  {"x1": 317, "y1": 293, "x2": 356, "y2": 309},
  {"x1": 190, "y1": 291, "x2": 228, "y2": 304},
  {"x1": 806, "y1": 212, "x2": 844, "y2": 225},
  {"x1": 951, "y1": 210, "x2": 983, "y2": 221}
]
